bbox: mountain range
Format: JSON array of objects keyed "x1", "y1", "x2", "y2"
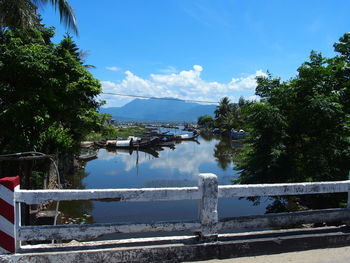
[{"x1": 99, "y1": 98, "x2": 216, "y2": 122}]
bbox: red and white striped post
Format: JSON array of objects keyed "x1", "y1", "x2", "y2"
[{"x1": 0, "y1": 176, "x2": 20, "y2": 254}]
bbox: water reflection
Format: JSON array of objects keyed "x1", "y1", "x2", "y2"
[
  {"x1": 105, "y1": 147, "x2": 160, "y2": 158},
  {"x1": 59, "y1": 169, "x2": 94, "y2": 224},
  {"x1": 60, "y1": 135, "x2": 268, "y2": 235},
  {"x1": 214, "y1": 138, "x2": 237, "y2": 170}
]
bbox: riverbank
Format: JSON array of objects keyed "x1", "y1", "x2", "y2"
[{"x1": 84, "y1": 125, "x2": 146, "y2": 141}]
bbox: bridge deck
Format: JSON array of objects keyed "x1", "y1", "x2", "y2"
[
  {"x1": 190, "y1": 245, "x2": 350, "y2": 263},
  {"x1": 2, "y1": 225, "x2": 350, "y2": 262}
]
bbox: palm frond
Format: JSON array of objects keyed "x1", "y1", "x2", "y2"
[
  {"x1": 35, "y1": 0, "x2": 78, "y2": 35},
  {"x1": 50, "y1": 0, "x2": 78, "y2": 35},
  {"x1": 0, "y1": 0, "x2": 78, "y2": 34}
]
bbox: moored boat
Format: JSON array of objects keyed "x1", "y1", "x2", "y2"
[
  {"x1": 158, "y1": 141, "x2": 176, "y2": 148},
  {"x1": 106, "y1": 139, "x2": 132, "y2": 148},
  {"x1": 105, "y1": 136, "x2": 159, "y2": 149},
  {"x1": 175, "y1": 133, "x2": 199, "y2": 141},
  {"x1": 77, "y1": 153, "x2": 97, "y2": 161},
  {"x1": 231, "y1": 129, "x2": 248, "y2": 140}
]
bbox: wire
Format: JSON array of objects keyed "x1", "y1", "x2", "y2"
[{"x1": 101, "y1": 92, "x2": 219, "y2": 104}]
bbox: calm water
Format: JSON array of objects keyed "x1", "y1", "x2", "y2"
[{"x1": 59, "y1": 134, "x2": 269, "y2": 238}]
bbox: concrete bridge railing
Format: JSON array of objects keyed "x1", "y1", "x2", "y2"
[{"x1": 1, "y1": 173, "x2": 350, "y2": 255}]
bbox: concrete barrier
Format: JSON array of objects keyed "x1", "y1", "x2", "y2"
[
  {"x1": 0, "y1": 176, "x2": 20, "y2": 254},
  {"x1": 1, "y1": 173, "x2": 350, "y2": 262}
]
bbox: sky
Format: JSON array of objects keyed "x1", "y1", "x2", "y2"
[{"x1": 40, "y1": 0, "x2": 350, "y2": 107}]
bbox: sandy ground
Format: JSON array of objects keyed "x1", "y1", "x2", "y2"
[{"x1": 186, "y1": 246, "x2": 350, "y2": 263}]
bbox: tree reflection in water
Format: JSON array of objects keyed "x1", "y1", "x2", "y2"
[
  {"x1": 56, "y1": 135, "x2": 269, "y2": 230},
  {"x1": 59, "y1": 168, "x2": 94, "y2": 225},
  {"x1": 213, "y1": 137, "x2": 242, "y2": 170}
]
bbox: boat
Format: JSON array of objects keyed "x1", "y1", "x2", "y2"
[
  {"x1": 80, "y1": 141, "x2": 94, "y2": 148},
  {"x1": 212, "y1": 128, "x2": 220, "y2": 135},
  {"x1": 106, "y1": 148, "x2": 133, "y2": 155},
  {"x1": 105, "y1": 136, "x2": 159, "y2": 149},
  {"x1": 157, "y1": 141, "x2": 176, "y2": 148},
  {"x1": 231, "y1": 129, "x2": 249, "y2": 140},
  {"x1": 175, "y1": 133, "x2": 199, "y2": 141},
  {"x1": 106, "y1": 139, "x2": 132, "y2": 148},
  {"x1": 94, "y1": 140, "x2": 107, "y2": 148},
  {"x1": 106, "y1": 147, "x2": 159, "y2": 158},
  {"x1": 77, "y1": 153, "x2": 97, "y2": 162}
]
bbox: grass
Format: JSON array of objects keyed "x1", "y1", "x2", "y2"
[{"x1": 84, "y1": 125, "x2": 146, "y2": 141}]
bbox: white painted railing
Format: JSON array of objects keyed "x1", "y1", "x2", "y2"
[
  {"x1": 1, "y1": 173, "x2": 350, "y2": 254},
  {"x1": 15, "y1": 187, "x2": 200, "y2": 204}
]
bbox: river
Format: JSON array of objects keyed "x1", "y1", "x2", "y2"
[{"x1": 58, "y1": 133, "x2": 269, "y2": 239}]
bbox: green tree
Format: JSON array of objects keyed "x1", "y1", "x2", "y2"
[
  {"x1": 197, "y1": 115, "x2": 214, "y2": 129},
  {"x1": 0, "y1": 26, "x2": 101, "y2": 154},
  {"x1": 213, "y1": 96, "x2": 252, "y2": 135},
  {"x1": 213, "y1": 137, "x2": 241, "y2": 170},
  {"x1": 0, "y1": 0, "x2": 77, "y2": 34},
  {"x1": 214, "y1": 97, "x2": 232, "y2": 124},
  {"x1": 214, "y1": 97, "x2": 234, "y2": 134},
  {"x1": 236, "y1": 33, "x2": 350, "y2": 185}
]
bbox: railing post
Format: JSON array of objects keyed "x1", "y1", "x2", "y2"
[
  {"x1": 0, "y1": 176, "x2": 20, "y2": 254},
  {"x1": 198, "y1": 173, "x2": 218, "y2": 241},
  {"x1": 344, "y1": 171, "x2": 350, "y2": 227},
  {"x1": 348, "y1": 171, "x2": 350, "y2": 210},
  {"x1": 348, "y1": 181, "x2": 350, "y2": 210}
]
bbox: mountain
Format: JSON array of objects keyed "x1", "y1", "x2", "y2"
[{"x1": 100, "y1": 98, "x2": 216, "y2": 122}]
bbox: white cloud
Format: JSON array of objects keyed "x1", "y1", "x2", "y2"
[
  {"x1": 97, "y1": 149, "x2": 117, "y2": 161},
  {"x1": 100, "y1": 65, "x2": 266, "y2": 107},
  {"x1": 246, "y1": 95, "x2": 260, "y2": 101},
  {"x1": 149, "y1": 140, "x2": 215, "y2": 175},
  {"x1": 193, "y1": 65, "x2": 203, "y2": 72},
  {"x1": 106, "y1": 66, "x2": 121, "y2": 71},
  {"x1": 158, "y1": 66, "x2": 178, "y2": 74},
  {"x1": 103, "y1": 140, "x2": 216, "y2": 176}
]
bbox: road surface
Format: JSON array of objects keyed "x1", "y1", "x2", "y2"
[{"x1": 186, "y1": 246, "x2": 350, "y2": 263}]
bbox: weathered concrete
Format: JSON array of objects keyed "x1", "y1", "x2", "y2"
[
  {"x1": 188, "y1": 246, "x2": 350, "y2": 263},
  {"x1": 218, "y1": 208, "x2": 350, "y2": 231},
  {"x1": 16, "y1": 207, "x2": 350, "y2": 242},
  {"x1": 19, "y1": 221, "x2": 201, "y2": 241},
  {"x1": 15, "y1": 187, "x2": 200, "y2": 205},
  {"x1": 218, "y1": 180, "x2": 350, "y2": 198},
  {"x1": 5, "y1": 174, "x2": 350, "y2": 260},
  {"x1": 198, "y1": 174, "x2": 218, "y2": 240},
  {"x1": 21, "y1": 235, "x2": 199, "y2": 253},
  {"x1": 18, "y1": 226, "x2": 350, "y2": 253},
  {"x1": 2, "y1": 226, "x2": 350, "y2": 263},
  {"x1": 348, "y1": 173, "x2": 350, "y2": 209},
  {"x1": 16, "y1": 180, "x2": 350, "y2": 205}
]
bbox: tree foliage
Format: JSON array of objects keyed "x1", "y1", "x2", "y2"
[
  {"x1": 213, "y1": 137, "x2": 241, "y2": 170},
  {"x1": 236, "y1": 33, "x2": 350, "y2": 184},
  {"x1": 0, "y1": 27, "x2": 101, "y2": 154},
  {"x1": 0, "y1": 0, "x2": 78, "y2": 34},
  {"x1": 197, "y1": 115, "x2": 214, "y2": 129},
  {"x1": 213, "y1": 96, "x2": 252, "y2": 134}
]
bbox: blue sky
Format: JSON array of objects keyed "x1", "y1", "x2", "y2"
[{"x1": 40, "y1": 0, "x2": 350, "y2": 107}]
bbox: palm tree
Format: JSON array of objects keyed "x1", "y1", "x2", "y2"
[
  {"x1": 0, "y1": 0, "x2": 78, "y2": 34},
  {"x1": 214, "y1": 97, "x2": 232, "y2": 121},
  {"x1": 58, "y1": 34, "x2": 95, "y2": 68},
  {"x1": 215, "y1": 97, "x2": 240, "y2": 135}
]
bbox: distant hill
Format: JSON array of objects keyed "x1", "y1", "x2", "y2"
[{"x1": 99, "y1": 98, "x2": 216, "y2": 122}]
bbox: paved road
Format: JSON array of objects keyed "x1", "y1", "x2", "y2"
[{"x1": 186, "y1": 246, "x2": 350, "y2": 263}]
